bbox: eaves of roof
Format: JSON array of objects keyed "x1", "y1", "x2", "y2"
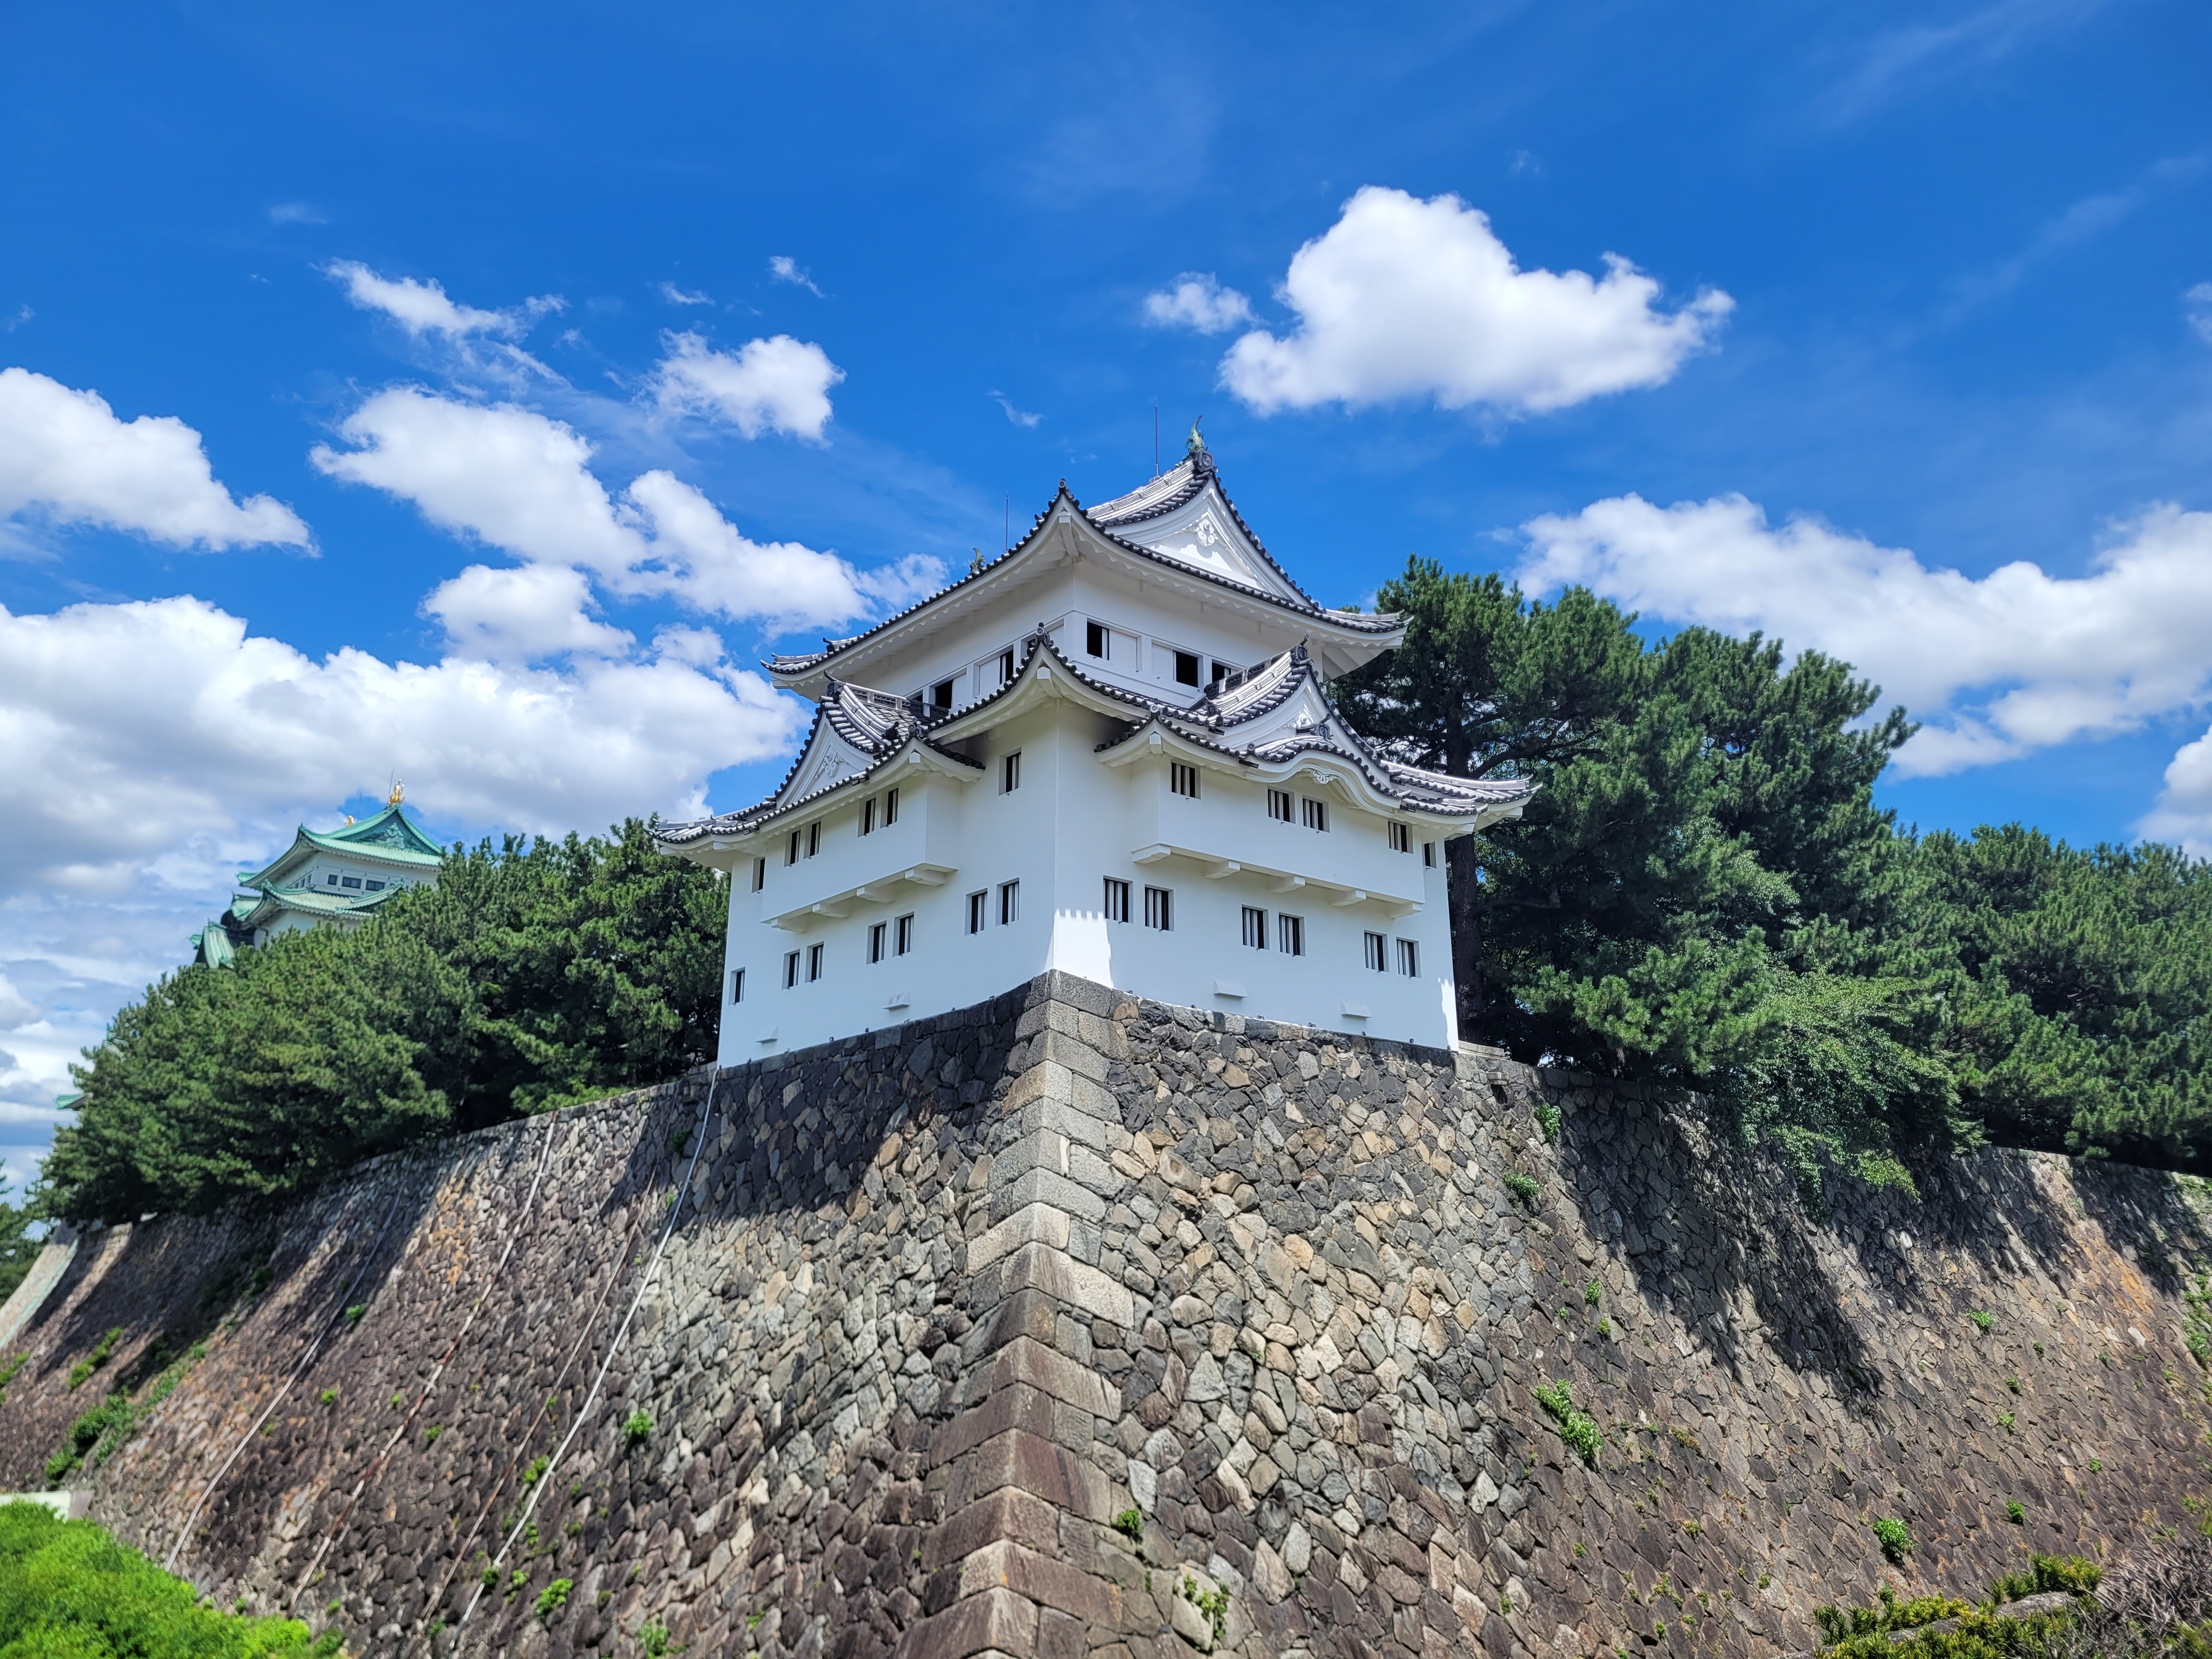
[
  {"x1": 764, "y1": 466, "x2": 1399, "y2": 684},
  {"x1": 653, "y1": 732, "x2": 982, "y2": 849}
]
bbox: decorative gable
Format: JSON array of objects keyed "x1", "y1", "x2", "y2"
[{"x1": 1125, "y1": 488, "x2": 1308, "y2": 606}]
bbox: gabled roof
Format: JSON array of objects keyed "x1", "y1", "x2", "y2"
[
  {"x1": 764, "y1": 455, "x2": 1400, "y2": 697},
  {"x1": 653, "y1": 679, "x2": 981, "y2": 850},
  {"x1": 240, "y1": 802, "x2": 443, "y2": 889},
  {"x1": 659, "y1": 629, "x2": 1533, "y2": 857},
  {"x1": 234, "y1": 882, "x2": 404, "y2": 931}
]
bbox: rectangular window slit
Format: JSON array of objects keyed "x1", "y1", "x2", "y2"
[
  {"x1": 1144, "y1": 885, "x2": 1173, "y2": 930},
  {"x1": 1103, "y1": 877, "x2": 1131, "y2": 923},
  {"x1": 1242, "y1": 906, "x2": 1267, "y2": 950}
]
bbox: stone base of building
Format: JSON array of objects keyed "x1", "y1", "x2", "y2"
[{"x1": 2, "y1": 972, "x2": 2208, "y2": 1658}]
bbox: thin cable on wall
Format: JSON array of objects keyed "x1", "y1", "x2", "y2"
[
  {"x1": 445, "y1": 1075, "x2": 724, "y2": 1646},
  {"x1": 287, "y1": 1115, "x2": 568, "y2": 1609},
  {"x1": 165, "y1": 1163, "x2": 416, "y2": 1573}
]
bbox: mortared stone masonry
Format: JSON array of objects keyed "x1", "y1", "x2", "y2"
[{"x1": 2, "y1": 972, "x2": 2209, "y2": 1659}]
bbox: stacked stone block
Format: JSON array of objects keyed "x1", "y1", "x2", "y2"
[{"x1": 1, "y1": 972, "x2": 2208, "y2": 1659}]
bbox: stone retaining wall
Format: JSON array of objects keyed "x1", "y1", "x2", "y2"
[{"x1": 1, "y1": 971, "x2": 2208, "y2": 1659}]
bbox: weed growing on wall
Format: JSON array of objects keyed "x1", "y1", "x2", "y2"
[
  {"x1": 623, "y1": 1409, "x2": 653, "y2": 1446},
  {"x1": 1502, "y1": 1170, "x2": 1541, "y2": 1207},
  {"x1": 1533, "y1": 1380, "x2": 1601, "y2": 1465},
  {"x1": 533, "y1": 1579, "x2": 572, "y2": 1622},
  {"x1": 1970, "y1": 1311, "x2": 1994, "y2": 1332},
  {"x1": 1534, "y1": 1100, "x2": 1561, "y2": 1143},
  {"x1": 1871, "y1": 1517, "x2": 1912, "y2": 1562},
  {"x1": 65, "y1": 1327, "x2": 121, "y2": 1389}
]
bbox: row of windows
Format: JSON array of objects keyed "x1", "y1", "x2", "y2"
[
  {"x1": 919, "y1": 623, "x2": 1247, "y2": 710},
  {"x1": 759, "y1": 764, "x2": 1436, "y2": 890},
  {"x1": 740, "y1": 882, "x2": 1420, "y2": 1000},
  {"x1": 323, "y1": 872, "x2": 400, "y2": 892}
]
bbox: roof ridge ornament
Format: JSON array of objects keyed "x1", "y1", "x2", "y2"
[
  {"x1": 386, "y1": 778, "x2": 405, "y2": 806},
  {"x1": 1185, "y1": 416, "x2": 1211, "y2": 471}
]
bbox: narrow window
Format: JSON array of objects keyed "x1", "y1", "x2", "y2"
[
  {"x1": 786, "y1": 830, "x2": 801, "y2": 866},
  {"x1": 1267, "y1": 788, "x2": 1294, "y2": 823},
  {"x1": 784, "y1": 950, "x2": 801, "y2": 989},
  {"x1": 1389, "y1": 822, "x2": 1411, "y2": 854},
  {"x1": 861, "y1": 797, "x2": 875, "y2": 836},
  {"x1": 365, "y1": 879, "x2": 386, "y2": 891},
  {"x1": 867, "y1": 921, "x2": 887, "y2": 963},
  {"x1": 932, "y1": 678, "x2": 956, "y2": 710},
  {"x1": 998, "y1": 879, "x2": 1020, "y2": 925},
  {"x1": 1085, "y1": 620, "x2": 1108, "y2": 658},
  {"x1": 967, "y1": 890, "x2": 988, "y2": 934},
  {"x1": 1209, "y1": 661, "x2": 1233, "y2": 689},
  {"x1": 1302, "y1": 797, "x2": 1329, "y2": 833},
  {"x1": 883, "y1": 787, "x2": 899, "y2": 826},
  {"x1": 999, "y1": 647, "x2": 1017, "y2": 685},
  {"x1": 1364, "y1": 931, "x2": 1387, "y2": 972},
  {"x1": 1001, "y1": 751, "x2": 1021, "y2": 793},
  {"x1": 807, "y1": 941, "x2": 825, "y2": 981},
  {"x1": 806, "y1": 821, "x2": 821, "y2": 857},
  {"x1": 341, "y1": 876, "x2": 362, "y2": 889},
  {"x1": 1396, "y1": 938, "x2": 1419, "y2": 977},
  {"x1": 1242, "y1": 906, "x2": 1268, "y2": 950},
  {"x1": 730, "y1": 967, "x2": 746, "y2": 1004},
  {"x1": 1173, "y1": 650, "x2": 1200, "y2": 687},
  {"x1": 894, "y1": 913, "x2": 915, "y2": 955},
  {"x1": 326, "y1": 874, "x2": 339, "y2": 886},
  {"x1": 752, "y1": 857, "x2": 766, "y2": 892},
  {"x1": 1103, "y1": 877, "x2": 1131, "y2": 923},
  {"x1": 1423, "y1": 841, "x2": 1437, "y2": 868},
  {"x1": 1143, "y1": 885, "x2": 1173, "y2": 930},
  {"x1": 1169, "y1": 761, "x2": 1199, "y2": 799},
  {"x1": 1279, "y1": 914, "x2": 1305, "y2": 956}
]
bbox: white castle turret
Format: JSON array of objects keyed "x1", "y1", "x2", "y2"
[{"x1": 654, "y1": 444, "x2": 1530, "y2": 1057}]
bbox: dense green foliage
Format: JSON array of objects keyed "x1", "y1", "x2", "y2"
[
  {"x1": 0, "y1": 1502, "x2": 336, "y2": 1657},
  {"x1": 38, "y1": 820, "x2": 725, "y2": 1222},
  {"x1": 1334, "y1": 559, "x2": 2212, "y2": 1185},
  {"x1": 0, "y1": 1181, "x2": 40, "y2": 1304}
]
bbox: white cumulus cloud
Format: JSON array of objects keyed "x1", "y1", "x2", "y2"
[
  {"x1": 650, "y1": 331, "x2": 843, "y2": 441},
  {"x1": 325, "y1": 261, "x2": 560, "y2": 338},
  {"x1": 1518, "y1": 494, "x2": 2212, "y2": 780},
  {"x1": 659, "y1": 281, "x2": 712, "y2": 306},
  {"x1": 312, "y1": 388, "x2": 644, "y2": 575},
  {"x1": 1143, "y1": 274, "x2": 1256, "y2": 335},
  {"x1": 1216, "y1": 187, "x2": 1732, "y2": 417},
  {"x1": 0, "y1": 592, "x2": 803, "y2": 895},
  {"x1": 313, "y1": 388, "x2": 938, "y2": 633},
  {"x1": 0, "y1": 368, "x2": 310, "y2": 550},
  {"x1": 424, "y1": 563, "x2": 634, "y2": 662}
]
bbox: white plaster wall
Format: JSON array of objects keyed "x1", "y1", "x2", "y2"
[{"x1": 715, "y1": 699, "x2": 1463, "y2": 1062}]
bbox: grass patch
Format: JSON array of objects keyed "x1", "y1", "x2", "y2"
[
  {"x1": 65, "y1": 1328, "x2": 123, "y2": 1390},
  {"x1": 0, "y1": 1500, "x2": 338, "y2": 1656}
]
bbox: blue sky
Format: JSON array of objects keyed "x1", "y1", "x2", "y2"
[{"x1": 2, "y1": 0, "x2": 2208, "y2": 1187}]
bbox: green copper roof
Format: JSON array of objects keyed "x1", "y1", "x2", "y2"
[{"x1": 239, "y1": 802, "x2": 444, "y2": 888}]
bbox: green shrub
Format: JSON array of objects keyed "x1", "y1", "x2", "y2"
[
  {"x1": 1871, "y1": 1516, "x2": 1912, "y2": 1562},
  {"x1": 534, "y1": 1578, "x2": 573, "y2": 1621},
  {"x1": 623, "y1": 1409, "x2": 653, "y2": 1446},
  {"x1": 1990, "y1": 1554, "x2": 2102, "y2": 1600},
  {"x1": 66, "y1": 1327, "x2": 123, "y2": 1390},
  {"x1": 0, "y1": 1500, "x2": 324, "y2": 1654},
  {"x1": 1534, "y1": 1101, "x2": 1562, "y2": 1143},
  {"x1": 2006, "y1": 1501, "x2": 2026, "y2": 1524},
  {"x1": 521, "y1": 1455, "x2": 550, "y2": 1486},
  {"x1": 1584, "y1": 1279, "x2": 1601, "y2": 1307},
  {"x1": 1532, "y1": 1380, "x2": 1601, "y2": 1465},
  {"x1": 640, "y1": 1621, "x2": 673, "y2": 1657},
  {"x1": 1112, "y1": 1508, "x2": 1143, "y2": 1542},
  {"x1": 1969, "y1": 1311, "x2": 1994, "y2": 1333},
  {"x1": 1502, "y1": 1171, "x2": 1541, "y2": 1207}
]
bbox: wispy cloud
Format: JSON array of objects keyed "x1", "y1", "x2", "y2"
[
  {"x1": 269, "y1": 201, "x2": 328, "y2": 225},
  {"x1": 2185, "y1": 282, "x2": 2212, "y2": 345},
  {"x1": 989, "y1": 391, "x2": 1041, "y2": 428},
  {"x1": 1944, "y1": 155, "x2": 2207, "y2": 321},
  {"x1": 768, "y1": 256, "x2": 823, "y2": 297},
  {"x1": 325, "y1": 260, "x2": 562, "y2": 339},
  {"x1": 658, "y1": 281, "x2": 711, "y2": 306},
  {"x1": 2, "y1": 306, "x2": 30, "y2": 332},
  {"x1": 1815, "y1": 0, "x2": 2109, "y2": 126}
]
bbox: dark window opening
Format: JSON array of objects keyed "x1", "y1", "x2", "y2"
[
  {"x1": 1242, "y1": 906, "x2": 1267, "y2": 950},
  {"x1": 931, "y1": 678, "x2": 956, "y2": 710},
  {"x1": 1103, "y1": 877, "x2": 1130, "y2": 923},
  {"x1": 1173, "y1": 651, "x2": 1200, "y2": 687},
  {"x1": 1085, "y1": 620, "x2": 1108, "y2": 658},
  {"x1": 1143, "y1": 885, "x2": 1173, "y2": 930}
]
